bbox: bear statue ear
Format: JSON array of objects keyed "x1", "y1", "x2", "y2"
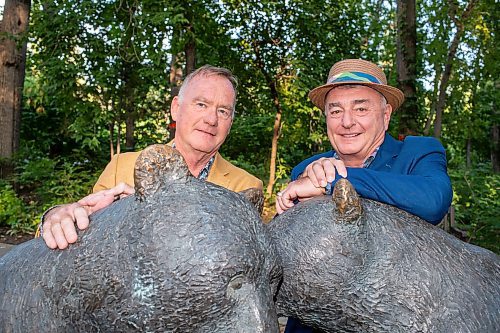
[
  {"x1": 134, "y1": 144, "x2": 191, "y2": 201},
  {"x1": 238, "y1": 188, "x2": 264, "y2": 215},
  {"x1": 332, "y1": 178, "x2": 363, "y2": 223}
]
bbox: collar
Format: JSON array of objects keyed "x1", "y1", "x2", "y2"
[
  {"x1": 333, "y1": 147, "x2": 380, "y2": 168},
  {"x1": 171, "y1": 141, "x2": 215, "y2": 180},
  {"x1": 197, "y1": 155, "x2": 215, "y2": 180},
  {"x1": 368, "y1": 133, "x2": 403, "y2": 170}
]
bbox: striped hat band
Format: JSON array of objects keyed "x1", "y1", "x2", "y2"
[{"x1": 328, "y1": 71, "x2": 382, "y2": 85}]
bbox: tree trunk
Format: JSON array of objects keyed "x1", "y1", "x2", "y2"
[
  {"x1": 167, "y1": 46, "x2": 183, "y2": 141},
  {"x1": 266, "y1": 81, "x2": 282, "y2": 198},
  {"x1": 433, "y1": 0, "x2": 479, "y2": 139},
  {"x1": 109, "y1": 121, "x2": 115, "y2": 158},
  {"x1": 184, "y1": 37, "x2": 196, "y2": 75},
  {"x1": 423, "y1": 63, "x2": 442, "y2": 135},
  {"x1": 466, "y1": 137, "x2": 471, "y2": 169},
  {"x1": 0, "y1": 0, "x2": 31, "y2": 178},
  {"x1": 252, "y1": 41, "x2": 284, "y2": 198},
  {"x1": 184, "y1": 9, "x2": 196, "y2": 76},
  {"x1": 492, "y1": 124, "x2": 499, "y2": 173},
  {"x1": 125, "y1": 107, "x2": 135, "y2": 151},
  {"x1": 121, "y1": 66, "x2": 136, "y2": 152},
  {"x1": 492, "y1": 97, "x2": 499, "y2": 173},
  {"x1": 396, "y1": 0, "x2": 418, "y2": 137}
]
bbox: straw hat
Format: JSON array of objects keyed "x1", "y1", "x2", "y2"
[{"x1": 308, "y1": 59, "x2": 405, "y2": 111}]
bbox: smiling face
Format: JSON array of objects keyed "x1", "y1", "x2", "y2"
[
  {"x1": 171, "y1": 74, "x2": 235, "y2": 159},
  {"x1": 324, "y1": 85, "x2": 392, "y2": 167}
]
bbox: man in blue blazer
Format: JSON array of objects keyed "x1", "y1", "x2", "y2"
[{"x1": 275, "y1": 59, "x2": 453, "y2": 333}]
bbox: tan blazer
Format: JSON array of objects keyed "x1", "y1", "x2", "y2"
[{"x1": 93, "y1": 150, "x2": 263, "y2": 193}]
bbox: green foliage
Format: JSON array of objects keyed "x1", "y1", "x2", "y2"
[
  {"x1": 449, "y1": 163, "x2": 500, "y2": 253},
  {"x1": 2, "y1": 0, "x2": 496, "y2": 250},
  {"x1": 0, "y1": 183, "x2": 35, "y2": 234},
  {"x1": 17, "y1": 157, "x2": 97, "y2": 204},
  {"x1": 0, "y1": 152, "x2": 100, "y2": 234}
]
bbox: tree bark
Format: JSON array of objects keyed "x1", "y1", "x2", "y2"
[
  {"x1": 266, "y1": 81, "x2": 282, "y2": 198},
  {"x1": 492, "y1": 124, "x2": 499, "y2": 173},
  {"x1": 466, "y1": 137, "x2": 471, "y2": 169},
  {"x1": 433, "y1": 0, "x2": 479, "y2": 139},
  {"x1": 492, "y1": 96, "x2": 499, "y2": 173},
  {"x1": 168, "y1": 51, "x2": 183, "y2": 141},
  {"x1": 0, "y1": 0, "x2": 31, "y2": 178},
  {"x1": 184, "y1": 36, "x2": 196, "y2": 75},
  {"x1": 120, "y1": 63, "x2": 136, "y2": 152},
  {"x1": 184, "y1": 8, "x2": 196, "y2": 76},
  {"x1": 125, "y1": 106, "x2": 135, "y2": 151},
  {"x1": 252, "y1": 41, "x2": 284, "y2": 198},
  {"x1": 396, "y1": 0, "x2": 418, "y2": 137}
]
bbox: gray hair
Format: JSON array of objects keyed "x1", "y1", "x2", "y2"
[
  {"x1": 324, "y1": 84, "x2": 387, "y2": 115},
  {"x1": 178, "y1": 65, "x2": 238, "y2": 107}
]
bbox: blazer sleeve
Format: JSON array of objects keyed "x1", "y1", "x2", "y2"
[
  {"x1": 92, "y1": 152, "x2": 139, "y2": 193},
  {"x1": 291, "y1": 151, "x2": 335, "y2": 181},
  {"x1": 344, "y1": 137, "x2": 453, "y2": 224}
]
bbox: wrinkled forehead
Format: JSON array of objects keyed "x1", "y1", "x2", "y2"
[{"x1": 189, "y1": 74, "x2": 237, "y2": 101}]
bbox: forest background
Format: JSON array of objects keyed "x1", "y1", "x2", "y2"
[{"x1": 0, "y1": 0, "x2": 498, "y2": 253}]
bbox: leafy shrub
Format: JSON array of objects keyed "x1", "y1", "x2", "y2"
[
  {"x1": 1, "y1": 153, "x2": 101, "y2": 235},
  {"x1": 0, "y1": 183, "x2": 37, "y2": 234},
  {"x1": 449, "y1": 163, "x2": 500, "y2": 254}
]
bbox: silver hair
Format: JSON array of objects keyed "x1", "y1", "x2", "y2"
[
  {"x1": 178, "y1": 65, "x2": 238, "y2": 108},
  {"x1": 324, "y1": 84, "x2": 387, "y2": 115}
]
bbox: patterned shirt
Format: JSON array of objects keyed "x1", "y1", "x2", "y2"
[
  {"x1": 172, "y1": 141, "x2": 214, "y2": 180},
  {"x1": 197, "y1": 156, "x2": 215, "y2": 180},
  {"x1": 325, "y1": 147, "x2": 380, "y2": 195},
  {"x1": 332, "y1": 146, "x2": 379, "y2": 168}
]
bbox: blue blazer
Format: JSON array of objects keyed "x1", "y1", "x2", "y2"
[
  {"x1": 285, "y1": 134, "x2": 453, "y2": 333},
  {"x1": 291, "y1": 133, "x2": 453, "y2": 224}
]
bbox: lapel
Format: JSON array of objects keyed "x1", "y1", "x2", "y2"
[
  {"x1": 207, "y1": 153, "x2": 230, "y2": 187},
  {"x1": 369, "y1": 133, "x2": 403, "y2": 171}
]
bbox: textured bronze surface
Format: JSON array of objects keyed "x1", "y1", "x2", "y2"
[
  {"x1": 268, "y1": 180, "x2": 500, "y2": 332},
  {"x1": 0, "y1": 144, "x2": 281, "y2": 333},
  {"x1": 332, "y1": 178, "x2": 362, "y2": 223}
]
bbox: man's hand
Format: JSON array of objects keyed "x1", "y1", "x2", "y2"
[
  {"x1": 300, "y1": 157, "x2": 347, "y2": 188},
  {"x1": 276, "y1": 177, "x2": 324, "y2": 214},
  {"x1": 42, "y1": 183, "x2": 134, "y2": 249}
]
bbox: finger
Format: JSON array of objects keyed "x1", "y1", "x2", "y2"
[
  {"x1": 280, "y1": 189, "x2": 297, "y2": 209},
  {"x1": 303, "y1": 164, "x2": 319, "y2": 187},
  {"x1": 78, "y1": 191, "x2": 116, "y2": 212},
  {"x1": 60, "y1": 215, "x2": 78, "y2": 244},
  {"x1": 310, "y1": 162, "x2": 328, "y2": 188},
  {"x1": 41, "y1": 222, "x2": 57, "y2": 249},
  {"x1": 77, "y1": 192, "x2": 105, "y2": 206},
  {"x1": 115, "y1": 182, "x2": 135, "y2": 196},
  {"x1": 275, "y1": 197, "x2": 284, "y2": 214},
  {"x1": 104, "y1": 182, "x2": 134, "y2": 199},
  {"x1": 333, "y1": 160, "x2": 348, "y2": 178},
  {"x1": 74, "y1": 206, "x2": 90, "y2": 231},
  {"x1": 50, "y1": 222, "x2": 69, "y2": 250},
  {"x1": 276, "y1": 195, "x2": 294, "y2": 214},
  {"x1": 323, "y1": 159, "x2": 337, "y2": 182}
]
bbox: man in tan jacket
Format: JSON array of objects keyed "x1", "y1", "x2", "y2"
[{"x1": 41, "y1": 65, "x2": 262, "y2": 249}]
